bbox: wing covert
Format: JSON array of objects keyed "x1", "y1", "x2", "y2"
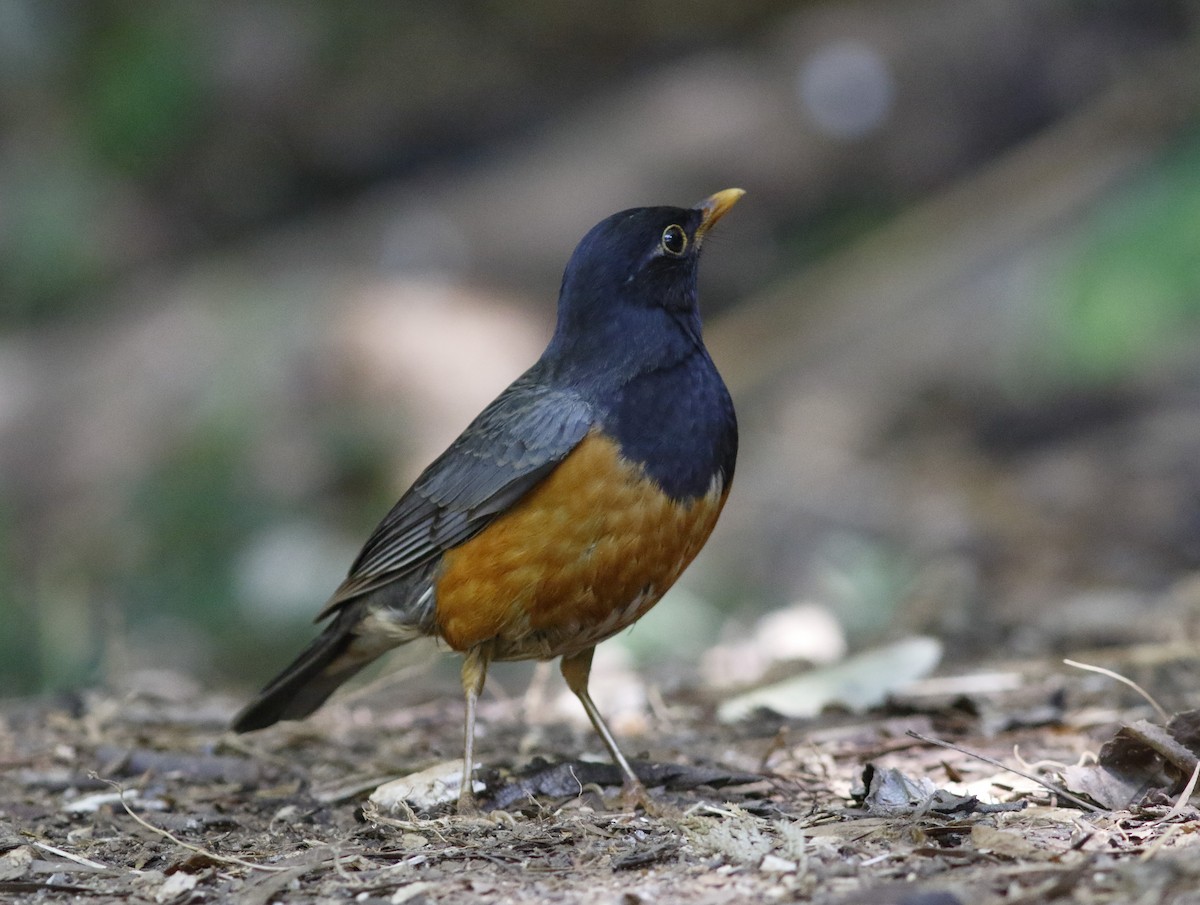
[{"x1": 322, "y1": 369, "x2": 594, "y2": 613}]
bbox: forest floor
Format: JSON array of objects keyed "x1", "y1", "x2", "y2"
[{"x1": 2, "y1": 642, "x2": 1199, "y2": 904}]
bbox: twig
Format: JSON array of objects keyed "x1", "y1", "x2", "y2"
[
  {"x1": 91, "y1": 774, "x2": 292, "y2": 874},
  {"x1": 30, "y1": 841, "x2": 111, "y2": 872},
  {"x1": 1140, "y1": 823, "x2": 1181, "y2": 861},
  {"x1": 1062, "y1": 659, "x2": 1169, "y2": 723},
  {"x1": 1118, "y1": 720, "x2": 1200, "y2": 776},
  {"x1": 1160, "y1": 758, "x2": 1200, "y2": 824},
  {"x1": 905, "y1": 730, "x2": 1103, "y2": 814}
]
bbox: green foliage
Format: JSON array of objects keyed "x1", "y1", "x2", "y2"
[
  {"x1": 0, "y1": 153, "x2": 107, "y2": 323},
  {"x1": 113, "y1": 408, "x2": 401, "y2": 684},
  {"x1": 1042, "y1": 132, "x2": 1200, "y2": 382},
  {"x1": 122, "y1": 426, "x2": 260, "y2": 625},
  {"x1": 1, "y1": 5, "x2": 212, "y2": 325},
  {"x1": 77, "y1": 7, "x2": 209, "y2": 175}
]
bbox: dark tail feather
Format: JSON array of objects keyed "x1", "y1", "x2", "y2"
[{"x1": 231, "y1": 614, "x2": 383, "y2": 733}]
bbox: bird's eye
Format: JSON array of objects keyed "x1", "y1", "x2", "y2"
[{"x1": 660, "y1": 224, "x2": 687, "y2": 257}]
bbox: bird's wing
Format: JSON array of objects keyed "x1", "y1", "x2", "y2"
[{"x1": 318, "y1": 370, "x2": 594, "y2": 617}]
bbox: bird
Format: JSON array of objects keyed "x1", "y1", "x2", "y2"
[{"x1": 232, "y1": 188, "x2": 744, "y2": 813}]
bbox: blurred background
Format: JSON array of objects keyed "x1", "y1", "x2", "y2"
[{"x1": 2, "y1": 0, "x2": 1199, "y2": 701}]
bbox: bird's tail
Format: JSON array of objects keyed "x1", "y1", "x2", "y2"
[{"x1": 231, "y1": 608, "x2": 400, "y2": 733}]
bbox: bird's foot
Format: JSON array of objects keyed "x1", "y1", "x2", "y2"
[
  {"x1": 456, "y1": 787, "x2": 482, "y2": 816},
  {"x1": 615, "y1": 779, "x2": 674, "y2": 818}
]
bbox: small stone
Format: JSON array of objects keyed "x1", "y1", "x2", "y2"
[{"x1": 759, "y1": 854, "x2": 797, "y2": 873}]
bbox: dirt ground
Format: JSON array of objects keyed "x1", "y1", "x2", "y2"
[{"x1": 2, "y1": 643, "x2": 1199, "y2": 905}]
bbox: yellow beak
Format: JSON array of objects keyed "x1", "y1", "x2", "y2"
[{"x1": 695, "y1": 188, "x2": 746, "y2": 240}]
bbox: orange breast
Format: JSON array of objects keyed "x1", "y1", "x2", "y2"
[{"x1": 433, "y1": 430, "x2": 728, "y2": 661}]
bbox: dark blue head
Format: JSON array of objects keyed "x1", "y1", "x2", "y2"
[{"x1": 543, "y1": 189, "x2": 744, "y2": 385}]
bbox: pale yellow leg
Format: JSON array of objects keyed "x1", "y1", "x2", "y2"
[
  {"x1": 458, "y1": 642, "x2": 493, "y2": 814},
  {"x1": 560, "y1": 646, "x2": 651, "y2": 809}
]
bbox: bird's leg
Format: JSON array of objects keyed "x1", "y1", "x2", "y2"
[
  {"x1": 559, "y1": 646, "x2": 651, "y2": 810},
  {"x1": 458, "y1": 641, "x2": 493, "y2": 814}
]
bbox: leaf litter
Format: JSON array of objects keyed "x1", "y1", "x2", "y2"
[{"x1": 1, "y1": 643, "x2": 1199, "y2": 903}]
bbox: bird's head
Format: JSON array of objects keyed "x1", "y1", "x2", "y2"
[{"x1": 547, "y1": 188, "x2": 744, "y2": 377}]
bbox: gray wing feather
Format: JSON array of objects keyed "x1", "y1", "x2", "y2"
[{"x1": 321, "y1": 369, "x2": 594, "y2": 614}]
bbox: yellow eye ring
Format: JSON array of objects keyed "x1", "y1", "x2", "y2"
[{"x1": 661, "y1": 224, "x2": 687, "y2": 256}]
